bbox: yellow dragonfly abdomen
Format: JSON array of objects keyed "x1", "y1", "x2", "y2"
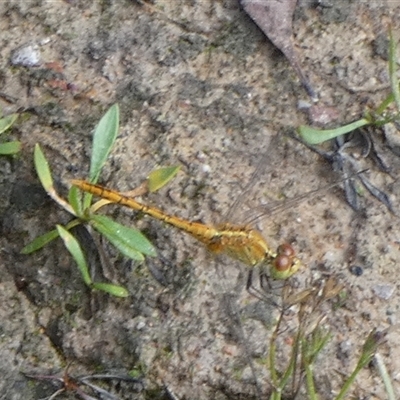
[{"x1": 71, "y1": 179, "x2": 302, "y2": 280}]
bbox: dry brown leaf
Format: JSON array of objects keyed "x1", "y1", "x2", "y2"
[{"x1": 240, "y1": 0, "x2": 316, "y2": 99}]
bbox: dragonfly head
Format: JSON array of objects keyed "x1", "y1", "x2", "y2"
[{"x1": 270, "y1": 243, "x2": 302, "y2": 280}]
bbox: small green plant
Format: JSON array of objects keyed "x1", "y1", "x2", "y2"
[
  {"x1": 0, "y1": 111, "x2": 21, "y2": 155},
  {"x1": 267, "y1": 280, "x2": 393, "y2": 400},
  {"x1": 299, "y1": 29, "x2": 400, "y2": 145},
  {"x1": 21, "y1": 104, "x2": 180, "y2": 297}
]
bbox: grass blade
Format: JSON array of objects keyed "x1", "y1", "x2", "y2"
[
  {"x1": 376, "y1": 92, "x2": 395, "y2": 116},
  {"x1": 335, "y1": 330, "x2": 384, "y2": 400},
  {"x1": 374, "y1": 353, "x2": 396, "y2": 400}
]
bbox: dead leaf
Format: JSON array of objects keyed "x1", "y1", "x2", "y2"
[{"x1": 240, "y1": 0, "x2": 316, "y2": 100}]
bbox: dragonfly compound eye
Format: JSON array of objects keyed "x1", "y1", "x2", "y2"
[
  {"x1": 277, "y1": 243, "x2": 295, "y2": 258},
  {"x1": 273, "y1": 254, "x2": 291, "y2": 272}
]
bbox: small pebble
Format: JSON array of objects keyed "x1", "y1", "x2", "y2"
[
  {"x1": 136, "y1": 320, "x2": 146, "y2": 330},
  {"x1": 372, "y1": 284, "x2": 395, "y2": 300},
  {"x1": 201, "y1": 164, "x2": 211, "y2": 173},
  {"x1": 297, "y1": 99, "x2": 311, "y2": 110},
  {"x1": 349, "y1": 265, "x2": 363, "y2": 276},
  {"x1": 11, "y1": 44, "x2": 41, "y2": 67},
  {"x1": 308, "y1": 104, "x2": 340, "y2": 126}
]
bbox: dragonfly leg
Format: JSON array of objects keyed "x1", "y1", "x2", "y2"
[
  {"x1": 245, "y1": 269, "x2": 265, "y2": 300},
  {"x1": 245, "y1": 269, "x2": 279, "y2": 306},
  {"x1": 259, "y1": 270, "x2": 272, "y2": 291},
  {"x1": 246, "y1": 269, "x2": 254, "y2": 292}
]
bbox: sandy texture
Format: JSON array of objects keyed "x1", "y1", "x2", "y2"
[{"x1": 1, "y1": 1, "x2": 400, "y2": 399}]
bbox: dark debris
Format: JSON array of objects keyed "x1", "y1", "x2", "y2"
[
  {"x1": 292, "y1": 128, "x2": 396, "y2": 213},
  {"x1": 24, "y1": 369, "x2": 144, "y2": 400}
]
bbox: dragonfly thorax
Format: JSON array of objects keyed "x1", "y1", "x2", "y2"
[{"x1": 204, "y1": 223, "x2": 301, "y2": 280}]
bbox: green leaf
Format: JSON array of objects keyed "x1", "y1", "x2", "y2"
[
  {"x1": 148, "y1": 165, "x2": 180, "y2": 192},
  {"x1": 298, "y1": 118, "x2": 370, "y2": 145},
  {"x1": 89, "y1": 104, "x2": 119, "y2": 184},
  {"x1": 56, "y1": 225, "x2": 92, "y2": 285},
  {"x1": 128, "y1": 369, "x2": 143, "y2": 379},
  {"x1": 376, "y1": 92, "x2": 395, "y2": 116},
  {"x1": 68, "y1": 186, "x2": 83, "y2": 216},
  {"x1": 33, "y1": 144, "x2": 76, "y2": 215},
  {"x1": 92, "y1": 282, "x2": 129, "y2": 297},
  {"x1": 91, "y1": 214, "x2": 157, "y2": 260},
  {"x1": 21, "y1": 229, "x2": 60, "y2": 254},
  {"x1": 0, "y1": 113, "x2": 18, "y2": 134},
  {"x1": 0, "y1": 141, "x2": 21, "y2": 155},
  {"x1": 34, "y1": 144, "x2": 54, "y2": 191}
]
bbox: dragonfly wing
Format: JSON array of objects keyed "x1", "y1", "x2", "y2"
[{"x1": 223, "y1": 136, "x2": 277, "y2": 223}]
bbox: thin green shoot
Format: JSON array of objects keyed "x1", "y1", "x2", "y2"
[
  {"x1": 302, "y1": 328, "x2": 331, "y2": 400},
  {"x1": 374, "y1": 353, "x2": 396, "y2": 400},
  {"x1": 334, "y1": 330, "x2": 386, "y2": 400},
  {"x1": 266, "y1": 280, "x2": 389, "y2": 399},
  {"x1": 298, "y1": 29, "x2": 400, "y2": 145}
]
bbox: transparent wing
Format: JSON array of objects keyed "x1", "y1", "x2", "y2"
[
  {"x1": 241, "y1": 172, "x2": 365, "y2": 227},
  {"x1": 224, "y1": 134, "x2": 365, "y2": 229},
  {"x1": 224, "y1": 140, "x2": 272, "y2": 223}
]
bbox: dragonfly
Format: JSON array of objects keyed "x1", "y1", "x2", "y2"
[
  {"x1": 70, "y1": 171, "x2": 358, "y2": 400},
  {"x1": 70, "y1": 179, "x2": 303, "y2": 284}
]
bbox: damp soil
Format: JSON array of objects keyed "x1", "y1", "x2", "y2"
[{"x1": 1, "y1": 1, "x2": 400, "y2": 399}]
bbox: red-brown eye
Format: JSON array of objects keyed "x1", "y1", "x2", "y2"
[
  {"x1": 274, "y1": 254, "x2": 291, "y2": 271},
  {"x1": 277, "y1": 243, "x2": 295, "y2": 258}
]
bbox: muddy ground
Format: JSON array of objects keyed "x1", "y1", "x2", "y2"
[{"x1": 1, "y1": 1, "x2": 400, "y2": 399}]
